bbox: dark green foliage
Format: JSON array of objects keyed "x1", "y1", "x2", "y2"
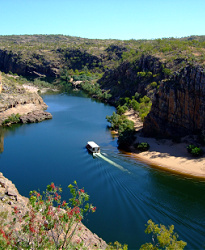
[
  {"x1": 117, "y1": 105, "x2": 128, "y2": 115},
  {"x1": 117, "y1": 129, "x2": 136, "y2": 150},
  {"x1": 106, "y1": 112, "x2": 136, "y2": 150},
  {"x1": 162, "y1": 67, "x2": 172, "y2": 76},
  {"x1": 135, "y1": 142, "x2": 150, "y2": 152},
  {"x1": 137, "y1": 71, "x2": 152, "y2": 79},
  {"x1": 187, "y1": 144, "x2": 203, "y2": 157},
  {"x1": 63, "y1": 48, "x2": 103, "y2": 72},
  {"x1": 81, "y1": 82, "x2": 112, "y2": 100},
  {"x1": 2, "y1": 113, "x2": 21, "y2": 126}
]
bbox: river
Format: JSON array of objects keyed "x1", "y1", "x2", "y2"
[{"x1": 0, "y1": 92, "x2": 205, "y2": 249}]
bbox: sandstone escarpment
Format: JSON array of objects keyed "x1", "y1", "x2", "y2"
[
  {"x1": 143, "y1": 65, "x2": 205, "y2": 138},
  {"x1": 99, "y1": 55, "x2": 164, "y2": 103},
  {"x1": 0, "y1": 49, "x2": 59, "y2": 77}
]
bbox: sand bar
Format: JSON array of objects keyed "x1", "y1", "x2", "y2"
[{"x1": 124, "y1": 110, "x2": 205, "y2": 179}]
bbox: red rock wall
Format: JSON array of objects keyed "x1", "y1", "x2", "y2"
[{"x1": 143, "y1": 65, "x2": 205, "y2": 137}]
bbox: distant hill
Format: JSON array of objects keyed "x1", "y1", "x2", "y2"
[{"x1": 0, "y1": 35, "x2": 204, "y2": 77}]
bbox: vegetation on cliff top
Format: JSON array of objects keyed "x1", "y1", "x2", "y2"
[{"x1": 0, "y1": 35, "x2": 204, "y2": 76}]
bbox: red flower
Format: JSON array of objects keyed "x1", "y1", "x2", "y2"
[
  {"x1": 73, "y1": 207, "x2": 80, "y2": 214},
  {"x1": 67, "y1": 209, "x2": 74, "y2": 218},
  {"x1": 37, "y1": 193, "x2": 40, "y2": 197},
  {"x1": 92, "y1": 207, "x2": 96, "y2": 212},
  {"x1": 62, "y1": 201, "x2": 66, "y2": 207},
  {"x1": 14, "y1": 206, "x2": 18, "y2": 214},
  {"x1": 29, "y1": 225, "x2": 35, "y2": 233},
  {"x1": 50, "y1": 183, "x2": 55, "y2": 189},
  {"x1": 0, "y1": 229, "x2": 10, "y2": 244},
  {"x1": 76, "y1": 239, "x2": 81, "y2": 244},
  {"x1": 80, "y1": 189, "x2": 84, "y2": 193}
]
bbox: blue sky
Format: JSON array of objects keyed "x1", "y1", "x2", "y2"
[{"x1": 0, "y1": 0, "x2": 204, "y2": 40}]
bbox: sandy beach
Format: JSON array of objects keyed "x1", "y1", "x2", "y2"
[
  {"x1": 22, "y1": 84, "x2": 54, "y2": 94},
  {"x1": 124, "y1": 109, "x2": 205, "y2": 179}
]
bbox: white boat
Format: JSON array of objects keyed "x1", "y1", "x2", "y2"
[{"x1": 86, "y1": 141, "x2": 100, "y2": 153}]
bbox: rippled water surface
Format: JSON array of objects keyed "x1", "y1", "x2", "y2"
[{"x1": 0, "y1": 93, "x2": 205, "y2": 249}]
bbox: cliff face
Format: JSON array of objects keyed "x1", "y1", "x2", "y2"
[
  {"x1": 99, "y1": 55, "x2": 164, "y2": 103},
  {"x1": 143, "y1": 65, "x2": 205, "y2": 138},
  {"x1": 0, "y1": 49, "x2": 59, "y2": 77}
]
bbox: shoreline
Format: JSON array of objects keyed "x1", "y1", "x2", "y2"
[{"x1": 124, "y1": 110, "x2": 205, "y2": 180}]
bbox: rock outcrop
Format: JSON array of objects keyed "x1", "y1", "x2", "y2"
[
  {"x1": 0, "y1": 172, "x2": 107, "y2": 249},
  {"x1": 0, "y1": 91, "x2": 52, "y2": 125},
  {"x1": 0, "y1": 49, "x2": 59, "y2": 77},
  {"x1": 143, "y1": 65, "x2": 205, "y2": 138}
]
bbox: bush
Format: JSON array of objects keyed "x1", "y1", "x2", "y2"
[
  {"x1": 191, "y1": 147, "x2": 203, "y2": 156},
  {"x1": 187, "y1": 144, "x2": 203, "y2": 157},
  {"x1": 150, "y1": 81, "x2": 158, "y2": 88},
  {"x1": 135, "y1": 142, "x2": 150, "y2": 152},
  {"x1": 140, "y1": 220, "x2": 187, "y2": 250},
  {"x1": 0, "y1": 181, "x2": 96, "y2": 249},
  {"x1": 2, "y1": 113, "x2": 21, "y2": 126},
  {"x1": 106, "y1": 112, "x2": 134, "y2": 133},
  {"x1": 117, "y1": 105, "x2": 128, "y2": 115},
  {"x1": 117, "y1": 129, "x2": 136, "y2": 150}
]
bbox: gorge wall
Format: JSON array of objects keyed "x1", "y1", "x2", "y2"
[
  {"x1": 0, "y1": 49, "x2": 59, "y2": 77},
  {"x1": 143, "y1": 65, "x2": 205, "y2": 138},
  {"x1": 99, "y1": 55, "x2": 164, "y2": 103}
]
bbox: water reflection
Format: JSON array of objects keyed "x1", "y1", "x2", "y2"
[
  {"x1": 0, "y1": 127, "x2": 4, "y2": 153},
  {"x1": 0, "y1": 124, "x2": 24, "y2": 154}
]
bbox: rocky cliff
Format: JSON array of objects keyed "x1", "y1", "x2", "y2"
[
  {"x1": 0, "y1": 91, "x2": 52, "y2": 125},
  {"x1": 0, "y1": 74, "x2": 52, "y2": 126},
  {"x1": 99, "y1": 55, "x2": 164, "y2": 103},
  {"x1": 0, "y1": 172, "x2": 107, "y2": 249},
  {"x1": 0, "y1": 49, "x2": 59, "y2": 77},
  {"x1": 143, "y1": 65, "x2": 205, "y2": 138}
]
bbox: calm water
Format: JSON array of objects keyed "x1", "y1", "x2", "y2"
[{"x1": 0, "y1": 92, "x2": 205, "y2": 249}]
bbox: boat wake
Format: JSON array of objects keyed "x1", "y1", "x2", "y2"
[{"x1": 94, "y1": 152, "x2": 129, "y2": 173}]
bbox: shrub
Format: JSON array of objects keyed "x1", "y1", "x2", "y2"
[
  {"x1": 2, "y1": 113, "x2": 21, "y2": 126},
  {"x1": 140, "y1": 220, "x2": 187, "y2": 250},
  {"x1": 0, "y1": 181, "x2": 96, "y2": 249},
  {"x1": 106, "y1": 112, "x2": 134, "y2": 133},
  {"x1": 187, "y1": 144, "x2": 203, "y2": 157},
  {"x1": 150, "y1": 81, "x2": 158, "y2": 88},
  {"x1": 162, "y1": 68, "x2": 171, "y2": 76},
  {"x1": 135, "y1": 142, "x2": 150, "y2": 152},
  {"x1": 117, "y1": 105, "x2": 128, "y2": 115},
  {"x1": 117, "y1": 129, "x2": 136, "y2": 150}
]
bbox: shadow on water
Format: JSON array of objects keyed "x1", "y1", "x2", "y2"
[{"x1": 0, "y1": 124, "x2": 24, "y2": 154}]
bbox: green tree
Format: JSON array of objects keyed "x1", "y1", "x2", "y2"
[
  {"x1": 140, "y1": 220, "x2": 187, "y2": 250},
  {"x1": 117, "y1": 129, "x2": 136, "y2": 150}
]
